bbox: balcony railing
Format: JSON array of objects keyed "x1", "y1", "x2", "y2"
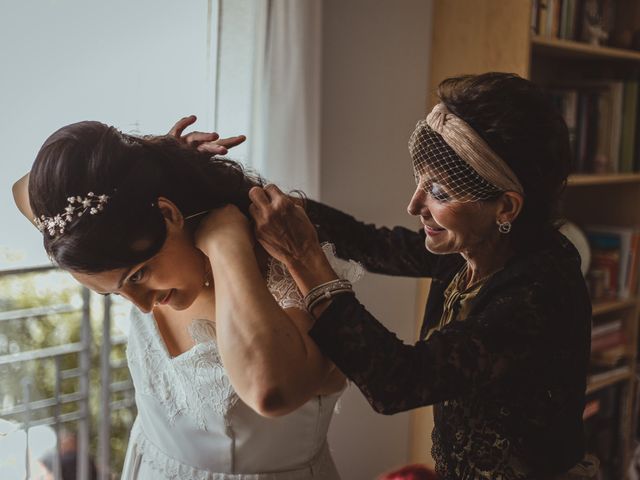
[{"x1": 0, "y1": 265, "x2": 134, "y2": 480}]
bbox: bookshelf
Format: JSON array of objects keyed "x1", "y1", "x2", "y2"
[
  {"x1": 592, "y1": 298, "x2": 638, "y2": 316},
  {"x1": 587, "y1": 366, "x2": 632, "y2": 395},
  {"x1": 532, "y1": 36, "x2": 640, "y2": 62},
  {"x1": 410, "y1": 0, "x2": 640, "y2": 476},
  {"x1": 568, "y1": 172, "x2": 640, "y2": 186}
]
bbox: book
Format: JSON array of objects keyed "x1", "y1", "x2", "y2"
[
  {"x1": 587, "y1": 364, "x2": 630, "y2": 385},
  {"x1": 586, "y1": 226, "x2": 639, "y2": 299},
  {"x1": 591, "y1": 319, "x2": 623, "y2": 338},
  {"x1": 591, "y1": 344, "x2": 627, "y2": 367},
  {"x1": 583, "y1": 398, "x2": 600, "y2": 420},
  {"x1": 539, "y1": 0, "x2": 550, "y2": 36},
  {"x1": 586, "y1": 229, "x2": 621, "y2": 300},
  {"x1": 531, "y1": 0, "x2": 540, "y2": 34},
  {"x1": 619, "y1": 81, "x2": 639, "y2": 173},
  {"x1": 591, "y1": 331, "x2": 626, "y2": 353}
]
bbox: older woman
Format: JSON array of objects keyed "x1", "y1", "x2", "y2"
[{"x1": 245, "y1": 73, "x2": 594, "y2": 478}]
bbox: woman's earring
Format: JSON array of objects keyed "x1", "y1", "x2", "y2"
[{"x1": 497, "y1": 220, "x2": 512, "y2": 234}]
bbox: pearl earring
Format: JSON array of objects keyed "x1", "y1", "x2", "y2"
[{"x1": 203, "y1": 259, "x2": 212, "y2": 288}]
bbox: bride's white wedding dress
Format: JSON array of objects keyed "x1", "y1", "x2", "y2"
[{"x1": 121, "y1": 245, "x2": 362, "y2": 479}]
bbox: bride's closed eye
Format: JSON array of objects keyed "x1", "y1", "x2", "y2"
[{"x1": 129, "y1": 267, "x2": 147, "y2": 284}]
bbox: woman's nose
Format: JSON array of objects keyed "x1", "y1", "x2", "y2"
[
  {"x1": 407, "y1": 186, "x2": 429, "y2": 217},
  {"x1": 120, "y1": 287, "x2": 154, "y2": 314}
]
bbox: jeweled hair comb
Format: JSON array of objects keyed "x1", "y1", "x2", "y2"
[{"x1": 34, "y1": 192, "x2": 110, "y2": 237}]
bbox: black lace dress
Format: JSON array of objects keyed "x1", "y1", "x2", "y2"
[{"x1": 306, "y1": 201, "x2": 591, "y2": 479}]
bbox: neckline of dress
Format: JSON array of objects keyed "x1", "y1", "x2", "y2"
[
  {"x1": 139, "y1": 309, "x2": 212, "y2": 362},
  {"x1": 455, "y1": 262, "x2": 502, "y2": 294}
]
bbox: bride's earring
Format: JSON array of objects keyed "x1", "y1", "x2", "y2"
[{"x1": 203, "y1": 259, "x2": 212, "y2": 288}]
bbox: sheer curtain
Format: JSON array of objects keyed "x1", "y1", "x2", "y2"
[{"x1": 218, "y1": 0, "x2": 322, "y2": 198}]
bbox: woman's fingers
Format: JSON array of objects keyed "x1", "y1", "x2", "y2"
[
  {"x1": 263, "y1": 184, "x2": 289, "y2": 206},
  {"x1": 249, "y1": 186, "x2": 272, "y2": 207}
]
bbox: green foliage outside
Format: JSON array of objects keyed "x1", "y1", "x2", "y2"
[{"x1": 0, "y1": 269, "x2": 135, "y2": 476}]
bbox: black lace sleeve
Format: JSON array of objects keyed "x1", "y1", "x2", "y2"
[
  {"x1": 305, "y1": 200, "x2": 436, "y2": 277},
  {"x1": 309, "y1": 281, "x2": 566, "y2": 415}
]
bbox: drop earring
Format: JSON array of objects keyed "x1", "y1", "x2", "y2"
[{"x1": 203, "y1": 259, "x2": 212, "y2": 288}]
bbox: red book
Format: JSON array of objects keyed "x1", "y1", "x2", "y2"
[{"x1": 591, "y1": 331, "x2": 626, "y2": 352}]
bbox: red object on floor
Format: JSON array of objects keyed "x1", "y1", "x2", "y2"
[{"x1": 379, "y1": 464, "x2": 439, "y2": 480}]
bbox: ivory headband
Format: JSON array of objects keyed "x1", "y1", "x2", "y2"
[{"x1": 425, "y1": 103, "x2": 524, "y2": 196}]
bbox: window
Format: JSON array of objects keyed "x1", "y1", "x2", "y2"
[{"x1": 0, "y1": 0, "x2": 263, "y2": 270}]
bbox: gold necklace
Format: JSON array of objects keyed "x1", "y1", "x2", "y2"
[{"x1": 460, "y1": 263, "x2": 500, "y2": 292}]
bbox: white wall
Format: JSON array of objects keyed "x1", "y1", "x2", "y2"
[
  {"x1": 0, "y1": 0, "x2": 218, "y2": 270},
  {"x1": 320, "y1": 1, "x2": 433, "y2": 479}
]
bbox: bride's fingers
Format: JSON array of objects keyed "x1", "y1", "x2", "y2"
[
  {"x1": 197, "y1": 143, "x2": 228, "y2": 155},
  {"x1": 184, "y1": 131, "x2": 220, "y2": 144},
  {"x1": 168, "y1": 115, "x2": 197, "y2": 137},
  {"x1": 216, "y1": 135, "x2": 247, "y2": 149}
]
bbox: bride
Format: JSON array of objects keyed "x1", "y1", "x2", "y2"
[{"x1": 13, "y1": 119, "x2": 362, "y2": 479}]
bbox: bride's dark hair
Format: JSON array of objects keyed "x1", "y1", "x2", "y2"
[{"x1": 29, "y1": 121, "x2": 263, "y2": 273}]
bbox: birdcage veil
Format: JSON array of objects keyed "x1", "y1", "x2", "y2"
[{"x1": 409, "y1": 103, "x2": 524, "y2": 203}]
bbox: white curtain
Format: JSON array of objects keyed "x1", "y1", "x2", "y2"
[{"x1": 248, "y1": 0, "x2": 322, "y2": 198}]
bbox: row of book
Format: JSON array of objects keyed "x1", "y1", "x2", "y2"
[
  {"x1": 583, "y1": 383, "x2": 624, "y2": 479},
  {"x1": 582, "y1": 224, "x2": 639, "y2": 477},
  {"x1": 531, "y1": 0, "x2": 617, "y2": 44},
  {"x1": 584, "y1": 318, "x2": 631, "y2": 478},
  {"x1": 590, "y1": 318, "x2": 627, "y2": 372},
  {"x1": 549, "y1": 81, "x2": 640, "y2": 174},
  {"x1": 585, "y1": 226, "x2": 640, "y2": 302}
]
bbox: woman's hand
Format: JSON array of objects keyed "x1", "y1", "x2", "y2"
[
  {"x1": 248, "y1": 185, "x2": 321, "y2": 267},
  {"x1": 195, "y1": 205, "x2": 253, "y2": 257},
  {"x1": 249, "y1": 185, "x2": 338, "y2": 296},
  {"x1": 167, "y1": 115, "x2": 246, "y2": 155}
]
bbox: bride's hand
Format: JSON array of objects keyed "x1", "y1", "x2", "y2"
[
  {"x1": 167, "y1": 115, "x2": 246, "y2": 155},
  {"x1": 195, "y1": 205, "x2": 253, "y2": 256}
]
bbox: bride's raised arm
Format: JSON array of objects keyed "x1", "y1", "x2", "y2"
[
  {"x1": 12, "y1": 173, "x2": 36, "y2": 225},
  {"x1": 196, "y1": 205, "x2": 344, "y2": 418}
]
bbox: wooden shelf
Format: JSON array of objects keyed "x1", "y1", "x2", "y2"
[
  {"x1": 532, "y1": 36, "x2": 640, "y2": 62},
  {"x1": 567, "y1": 173, "x2": 640, "y2": 186},
  {"x1": 586, "y1": 367, "x2": 633, "y2": 394},
  {"x1": 426, "y1": 2, "x2": 640, "y2": 472},
  {"x1": 592, "y1": 299, "x2": 639, "y2": 316}
]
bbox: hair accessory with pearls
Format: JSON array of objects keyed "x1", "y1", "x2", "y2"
[{"x1": 34, "y1": 192, "x2": 110, "y2": 237}]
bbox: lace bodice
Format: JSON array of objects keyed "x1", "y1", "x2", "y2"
[
  {"x1": 267, "y1": 242, "x2": 364, "y2": 310},
  {"x1": 122, "y1": 244, "x2": 362, "y2": 479},
  {"x1": 127, "y1": 313, "x2": 237, "y2": 430}
]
